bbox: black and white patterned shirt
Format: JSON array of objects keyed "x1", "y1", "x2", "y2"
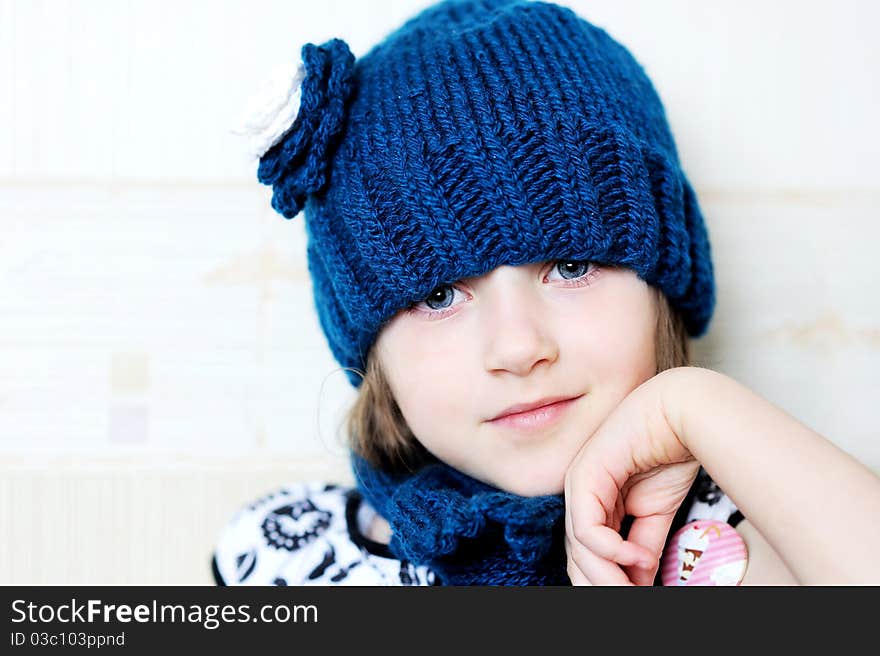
[
  {"x1": 212, "y1": 481, "x2": 438, "y2": 586},
  {"x1": 211, "y1": 469, "x2": 742, "y2": 586}
]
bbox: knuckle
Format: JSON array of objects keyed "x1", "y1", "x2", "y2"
[{"x1": 569, "y1": 515, "x2": 592, "y2": 547}]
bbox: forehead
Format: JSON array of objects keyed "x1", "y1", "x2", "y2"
[
  {"x1": 458, "y1": 262, "x2": 542, "y2": 283},
  {"x1": 457, "y1": 260, "x2": 620, "y2": 284}
]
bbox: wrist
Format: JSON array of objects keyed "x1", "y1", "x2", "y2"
[{"x1": 657, "y1": 365, "x2": 723, "y2": 451}]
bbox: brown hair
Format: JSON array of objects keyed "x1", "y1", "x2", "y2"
[{"x1": 344, "y1": 285, "x2": 690, "y2": 473}]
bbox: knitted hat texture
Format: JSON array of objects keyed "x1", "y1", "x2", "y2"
[{"x1": 251, "y1": 0, "x2": 715, "y2": 387}]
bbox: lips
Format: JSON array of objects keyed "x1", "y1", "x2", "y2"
[{"x1": 488, "y1": 394, "x2": 583, "y2": 421}]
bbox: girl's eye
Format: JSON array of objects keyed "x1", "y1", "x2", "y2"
[
  {"x1": 423, "y1": 285, "x2": 458, "y2": 311},
  {"x1": 405, "y1": 259, "x2": 599, "y2": 320},
  {"x1": 406, "y1": 284, "x2": 465, "y2": 320},
  {"x1": 546, "y1": 259, "x2": 599, "y2": 285}
]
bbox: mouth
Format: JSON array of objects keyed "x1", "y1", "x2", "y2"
[{"x1": 486, "y1": 394, "x2": 584, "y2": 432}]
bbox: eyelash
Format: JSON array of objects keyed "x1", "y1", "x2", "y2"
[{"x1": 405, "y1": 260, "x2": 601, "y2": 321}]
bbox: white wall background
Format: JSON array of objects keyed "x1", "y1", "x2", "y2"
[{"x1": 1, "y1": 0, "x2": 878, "y2": 584}]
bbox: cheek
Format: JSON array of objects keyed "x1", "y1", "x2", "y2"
[
  {"x1": 564, "y1": 298, "x2": 655, "y2": 381},
  {"x1": 381, "y1": 333, "x2": 470, "y2": 430},
  {"x1": 386, "y1": 332, "x2": 458, "y2": 388}
]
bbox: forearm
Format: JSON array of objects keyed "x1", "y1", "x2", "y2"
[{"x1": 665, "y1": 367, "x2": 880, "y2": 584}]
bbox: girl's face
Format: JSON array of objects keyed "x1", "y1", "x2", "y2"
[{"x1": 374, "y1": 261, "x2": 659, "y2": 497}]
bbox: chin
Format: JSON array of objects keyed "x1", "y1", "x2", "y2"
[{"x1": 496, "y1": 470, "x2": 565, "y2": 498}]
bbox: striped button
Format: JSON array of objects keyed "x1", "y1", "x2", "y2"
[{"x1": 660, "y1": 519, "x2": 748, "y2": 586}]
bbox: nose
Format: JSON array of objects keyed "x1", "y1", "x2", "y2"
[{"x1": 480, "y1": 268, "x2": 559, "y2": 376}]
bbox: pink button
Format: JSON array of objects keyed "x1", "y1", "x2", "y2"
[{"x1": 660, "y1": 519, "x2": 748, "y2": 586}]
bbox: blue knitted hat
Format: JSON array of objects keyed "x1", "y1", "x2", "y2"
[{"x1": 247, "y1": 0, "x2": 715, "y2": 388}]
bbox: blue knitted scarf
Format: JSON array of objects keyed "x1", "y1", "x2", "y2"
[{"x1": 351, "y1": 452, "x2": 570, "y2": 586}]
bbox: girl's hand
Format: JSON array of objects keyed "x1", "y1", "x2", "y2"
[{"x1": 564, "y1": 368, "x2": 701, "y2": 586}]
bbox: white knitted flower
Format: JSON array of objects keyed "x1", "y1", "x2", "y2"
[{"x1": 231, "y1": 57, "x2": 308, "y2": 160}]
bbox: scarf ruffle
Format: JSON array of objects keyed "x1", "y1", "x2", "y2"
[{"x1": 351, "y1": 452, "x2": 570, "y2": 585}]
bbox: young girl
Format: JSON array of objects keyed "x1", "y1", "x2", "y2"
[{"x1": 213, "y1": 0, "x2": 880, "y2": 586}]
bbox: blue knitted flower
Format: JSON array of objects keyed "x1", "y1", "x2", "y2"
[{"x1": 257, "y1": 38, "x2": 357, "y2": 219}]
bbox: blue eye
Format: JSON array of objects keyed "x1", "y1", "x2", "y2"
[
  {"x1": 405, "y1": 283, "x2": 466, "y2": 320},
  {"x1": 405, "y1": 260, "x2": 600, "y2": 321},
  {"x1": 555, "y1": 260, "x2": 590, "y2": 280},
  {"x1": 546, "y1": 259, "x2": 599, "y2": 286},
  {"x1": 423, "y1": 285, "x2": 455, "y2": 311}
]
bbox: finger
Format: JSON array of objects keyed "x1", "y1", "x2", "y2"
[
  {"x1": 621, "y1": 513, "x2": 676, "y2": 586},
  {"x1": 624, "y1": 560, "x2": 660, "y2": 587},
  {"x1": 566, "y1": 508, "x2": 634, "y2": 585},
  {"x1": 612, "y1": 488, "x2": 626, "y2": 531},
  {"x1": 571, "y1": 492, "x2": 656, "y2": 567},
  {"x1": 626, "y1": 513, "x2": 676, "y2": 562},
  {"x1": 567, "y1": 535, "x2": 634, "y2": 586},
  {"x1": 566, "y1": 548, "x2": 593, "y2": 586},
  {"x1": 564, "y1": 533, "x2": 592, "y2": 585},
  {"x1": 565, "y1": 454, "x2": 646, "y2": 563}
]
